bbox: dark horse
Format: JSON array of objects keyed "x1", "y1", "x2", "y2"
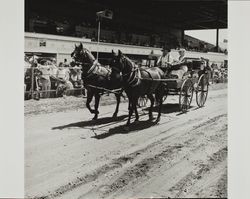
[
  {"x1": 110, "y1": 50, "x2": 165, "y2": 126},
  {"x1": 71, "y1": 43, "x2": 123, "y2": 120}
]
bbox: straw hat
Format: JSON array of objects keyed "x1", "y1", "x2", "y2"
[
  {"x1": 178, "y1": 48, "x2": 186, "y2": 53},
  {"x1": 161, "y1": 44, "x2": 171, "y2": 52}
]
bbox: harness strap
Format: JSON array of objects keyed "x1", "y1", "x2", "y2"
[
  {"x1": 126, "y1": 68, "x2": 141, "y2": 87},
  {"x1": 131, "y1": 69, "x2": 141, "y2": 87},
  {"x1": 86, "y1": 60, "x2": 99, "y2": 77},
  {"x1": 140, "y1": 68, "x2": 154, "y2": 80}
]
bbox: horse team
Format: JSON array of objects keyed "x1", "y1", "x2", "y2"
[{"x1": 71, "y1": 43, "x2": 168, "y2": 126}]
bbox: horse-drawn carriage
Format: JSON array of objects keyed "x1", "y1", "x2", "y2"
[
  {"x1": 71, "y1": 43, "x2": 209, "y2": 126},
  {"x1": 138, "y1": 56, "x2": 209, "y2": 113}
]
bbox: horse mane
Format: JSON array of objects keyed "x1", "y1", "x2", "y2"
[
  {"x1": 82, "y1": 48, "x2": 96, "y2": 62},
  {"x1": 122, "y1": 55, "x2": 137, "y2": 69}
]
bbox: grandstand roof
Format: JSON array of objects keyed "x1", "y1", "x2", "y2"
[{"x1": 26, "y1": 0, "x2": 227, "y2": 30}]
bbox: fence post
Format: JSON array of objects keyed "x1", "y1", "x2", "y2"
[{"x1": 31, "y1": 67, "x2": 34, "y2": 99}]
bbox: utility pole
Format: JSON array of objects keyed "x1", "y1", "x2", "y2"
[{"x1": 96, "y1": 18, "x2": 101, "y2": 61}]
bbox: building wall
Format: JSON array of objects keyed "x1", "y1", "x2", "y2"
[
  {"x1": 25, "y1": 32, "x2": 227, "y2": 65},
  {"x1": 25, "y1": 32, "x2": 162, "y2": 64}
]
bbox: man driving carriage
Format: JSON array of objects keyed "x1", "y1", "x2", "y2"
[
  {"x1": 157, "y1": 47, "x2": 188, "y2": 79},
  {"x1": 156, "y1": 46, "x2": 174, "y2": 69}
]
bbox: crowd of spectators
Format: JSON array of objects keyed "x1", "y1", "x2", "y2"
[
  {"x1": 27, "y1": 12, "x2": 228, "y2": 55},
  {"x1": 27, "y1": 14, "x2": 181, "y2": 49},
  {"x1": 24, "y1": 56, "x2": 84, "y2": 100}
]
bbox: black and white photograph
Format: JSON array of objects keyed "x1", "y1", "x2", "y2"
[
  {"x1": 8, "y1": 0, "x2": 250, "y2": 199},
  {"x1": 23, "y1": 0, "x2": 229, "y2": 198}
]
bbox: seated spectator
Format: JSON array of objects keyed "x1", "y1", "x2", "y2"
[
  {"x1": 56, "y1": 62, "x2": 73, "y2": 96},
  {"x1": 57, "y1": 62, "x2": 70, "y2": 81},
  {"x1": 63, "y1": 58, "x2": 69, "y2": 67},
  {"x1": 70, "y1": 66, "x2": 81, "y2": 82},
  {"x1": 70, "y1": 65, "x2": 83, "y2": 94}
]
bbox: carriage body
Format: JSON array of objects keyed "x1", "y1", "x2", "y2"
[{"x1": 163, "y1": 57, "x2": 210, "y2": 112}]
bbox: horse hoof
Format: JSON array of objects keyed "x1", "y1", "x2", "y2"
[
  {"x1": 92, "y1": 116, "x2": 98, "y2": 120},
  {"x1": 112, "y1": 113, "x2": 118, "y2": 119},
  {"x1": 134, "y1": 120, "x2": 139, "y2": 124},
  {"x1": 148, "y1": 117, "x2": 154, "y2": 121},
  {"x1": 155, "y1": 118, "x2": 160, "y2": 124},
  {"x1": 123, "y1": 126, "x2": 129, "y2": 131}
]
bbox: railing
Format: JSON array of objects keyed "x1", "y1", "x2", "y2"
[
  {"x1": 24, "y1": 66, "x2": 227, "y2": 101},
  {"x1": 24, "y1": 68, "x2": 86, "y2": 100}
]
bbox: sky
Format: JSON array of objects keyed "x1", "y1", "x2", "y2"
[{"x1": 185, "y1": 29, "x2": 228, "y2": 46}]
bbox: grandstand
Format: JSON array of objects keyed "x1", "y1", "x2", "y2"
[{"x1": 25, "y1": 0, "x2": 227, "y2": 64}]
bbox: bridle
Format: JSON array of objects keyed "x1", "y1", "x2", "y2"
[{"x1": 72, "y1": 48, "x2": 98, "y2": 77}]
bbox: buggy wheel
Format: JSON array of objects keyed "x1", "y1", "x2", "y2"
[
  {"x1": 138, "y1": 96, "x2": 148, "y2": 107},
  {"x1": 179, "y1": 79, "x2": 194, "y2": 112},
  {"x1": 196, "y1": 74, "x2": 209, "y2": 107}
]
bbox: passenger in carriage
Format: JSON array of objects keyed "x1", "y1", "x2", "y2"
[
  {"x1": 177, "y1": 48, "x2": 187, "y2": 63},
  {"x1": 166, "y1": 48, "x2": 189, "y2": 79}
]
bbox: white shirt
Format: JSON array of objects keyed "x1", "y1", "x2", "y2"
[
  {"x1": 57, "y1": 67, "x2": 70, "y2": 80},
  {"x1": 157, "y1": 53, "x2": 174, "y2": 67},
  {"x1": 38, "y1": 64, "x2": 51, "y2": 80}
]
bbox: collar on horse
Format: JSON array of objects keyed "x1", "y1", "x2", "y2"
[
  {"x1": 86, "y1": 60, "x2": 99, "y2": 77},
  {"x1": 121, "y1": 58, "x2": 141, "y2": 87},
  {"x1": 75, "y1": 59, "x2": 99, "y2": 78}
]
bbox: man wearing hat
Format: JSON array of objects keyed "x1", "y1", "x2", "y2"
[
  {"x1": 167, "y1": 48, "x2": 189, "y2": 79},
  {"x1": 177, "y1": 48, "x2": 187, "y2": 64},
  {"x1": 156, "y1": 46, "x2": 174, "y2": 69}
]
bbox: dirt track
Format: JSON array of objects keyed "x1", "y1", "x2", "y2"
[{"x1": 25, "y1": 84, "x2": 227, "y2": 199}]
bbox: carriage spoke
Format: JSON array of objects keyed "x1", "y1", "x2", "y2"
[{"x1": 196, "y1": 74, "x2": 209, "y2": 107}]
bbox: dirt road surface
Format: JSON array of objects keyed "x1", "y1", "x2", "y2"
[{"x1": 25, "y1": 84, "x2": 227, "y2": 199}]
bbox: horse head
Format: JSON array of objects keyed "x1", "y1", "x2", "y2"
[
  {"x1": 71, "y1": 43, "x2": 96, "y2": 68},
  {"x1": 110, "y1": 50, "x2": 130, "y2": 73}
]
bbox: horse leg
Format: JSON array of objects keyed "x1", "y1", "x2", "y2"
[
  {"x1": 126, "y1": 99, "x2": 133, "y2": 126},
  {"x1": 112, "y1": 93, "x2": 121, "y2": 118},
  {"x1": 155, "y1": 86, "x2": 164, "y2": 123},
  {"x1": 93, "y1": 94, "x2": 100, "y2": 120},
  {"x1": 86, "y1": 90, "x2": 95, "y2": 114},
  {"x1": 147, "y1": 94, "x2": 155, "y2": 121},
  {"x1": 133, "y1": 98, "x2": 139, "y2": 122}
]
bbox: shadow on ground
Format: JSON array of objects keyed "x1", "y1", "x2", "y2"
[
  {"x1": 52, "y1": 103, "x2": 192, "y2": 138},
  {"x1": 92, "y1": 120, "x2": 157, "y2": 140},
  {"x1": 145, "y1": 103, "x2": 181, "y2": 114},
  {"x1": 52, "y1": 115, "x2": 127, "y2": 130},
  {"x1": 145, "y1": 103, "x2": 195, "y2": 116}
]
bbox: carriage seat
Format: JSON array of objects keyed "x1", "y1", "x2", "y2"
[{"x1": 166, "y1": 65, "x2": 188, "y2": 79}]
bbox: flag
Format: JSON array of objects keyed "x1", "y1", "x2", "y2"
[{"x1": 96, "y1": 10, "x2": 113, "y2": 20}]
